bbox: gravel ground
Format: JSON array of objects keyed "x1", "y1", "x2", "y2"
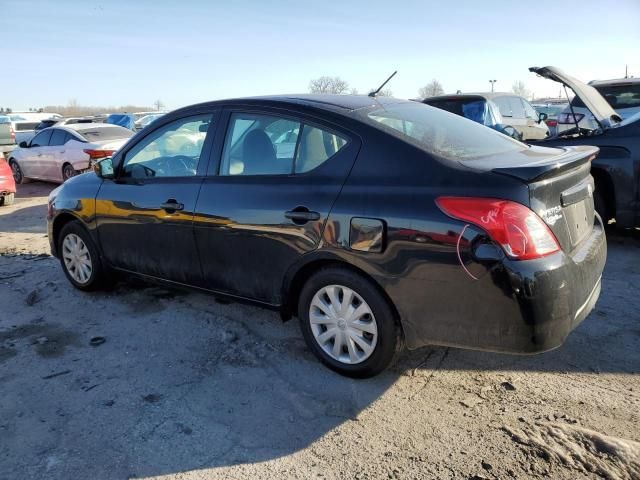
[{"x1": 1, "y1": 182, "x2": 639, "y2": 480}]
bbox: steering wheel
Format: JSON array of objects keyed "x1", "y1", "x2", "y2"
[{"x1": 165, "y1": 155, "x2": 197, "y2": 176}]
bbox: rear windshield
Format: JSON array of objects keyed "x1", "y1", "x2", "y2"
[
  {"x1": 364, "y1": 102, "x2": 525, "y2": 160},
  {"x1": 572, "y1": 83, "x2": 640, "y2": 109},
  {"x1": 78, "y1": 126, "x2": 134, "y2": 142},
  {"x1": 0, "y1": 115, "x2": 9, "y2": 124}
]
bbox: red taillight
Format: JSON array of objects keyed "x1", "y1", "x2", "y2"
[
  {"x1": 9, "y1": 126, "x2": 15, "y2": 140},
  {"x1": 436, "y1": 197, "x2": 560, "y2": 260},
  {"x1": 546, "y1": 119, "x2": 557, "y2": 127},
  {"x1": 83, "y1": 149, "x2": 115, "y2": 160},
  {"x1": 557, "y1": 112, "x2": 585, "y2": 124}
]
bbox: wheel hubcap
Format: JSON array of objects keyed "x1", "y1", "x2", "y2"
[
  {"x1": 309, "y1": 285, "x2": 378, "y2": 365},
  {"x1": 63, "y1": 166, "x2": 75, "y2": 180},
  {"x1": 62, "y1": 233, "x2": 92, "y2": 284}
]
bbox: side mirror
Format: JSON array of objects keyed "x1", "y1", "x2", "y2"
[
  {"x1": 94, "y1": 157, "x2": 115, "y2": 179},
  {"x1": 538, "y1": 112, "x2": 548, "y2": 124},
  {"x1": 19, "y1": 141, "x2": 28, "y2": 148}
]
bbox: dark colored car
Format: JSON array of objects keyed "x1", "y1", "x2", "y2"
[
  {"x1": 529, "y1": 66, "x2": 640, "y2": 228},
  {"x1": 47, "y1": 95, "x2": 606, "y2": 377}
]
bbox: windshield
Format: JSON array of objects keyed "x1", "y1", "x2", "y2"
[
  {"x1": 364, "y1": 102, "x2": 525, "y2": 160},
  {"x1": 78, "y1": 126, "x2": 134, "y2": 142}
]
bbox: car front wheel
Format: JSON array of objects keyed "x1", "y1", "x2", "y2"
[
  {"x1": 298, "y1": 267, "x2": 400, "y2": 378},
  {"x1": 58, "y1": 221, "x2": 106, "y2": 291}
]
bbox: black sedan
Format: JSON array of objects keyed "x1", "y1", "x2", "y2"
[{"x1": 47, "y1": 95, "x2": 606, "y2": 377}]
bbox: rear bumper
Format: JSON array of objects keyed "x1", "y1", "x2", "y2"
[{"x1": 390, "y1": 216, "x2": 607, "y2": 353}]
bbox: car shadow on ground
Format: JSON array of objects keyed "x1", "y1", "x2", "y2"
[
  {"x1": 0, "y1": 230, "x2": 638, "y2": 478},
  {"x1": 13, "y1": 181, "x2": 58, "y2": 199},
  {"x1": 0, "y1": 204, "x2": 48, "y2": 234}
]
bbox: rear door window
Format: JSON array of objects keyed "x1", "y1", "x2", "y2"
[
  {"x1": 49, "y1": 129, "x2": 67, "y2": 146},
  {"x1": 220, "y1": 112, "x2": 347, "y2": 176}
]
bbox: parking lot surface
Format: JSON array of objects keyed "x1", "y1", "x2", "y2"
[{"x1": 1, "y1": 182, "x2": 639, "y2": 479}]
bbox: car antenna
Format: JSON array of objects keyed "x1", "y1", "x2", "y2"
[{"x1": 368, "y1": 71, "x2": 397, "y2": 97}]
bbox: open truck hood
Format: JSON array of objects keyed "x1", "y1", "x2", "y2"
[{"x1": 529, "y1": 66, "x2": 622, "y2": 129}]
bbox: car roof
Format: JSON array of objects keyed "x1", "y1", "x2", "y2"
[
  {"x1": 589, "y1": 77, "x2": 640, "y2": 86},
  {"x1": 180, "y1": 94, "x2": 406, "y2": 115},
  {"x1": 425, "y1": 92, "x2": 522, "y2": 101},
  {"x1": 63, "y1": 123, "x2": 124, "y2": 132}
]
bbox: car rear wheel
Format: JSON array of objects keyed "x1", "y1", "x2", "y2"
[
  {"x1": 298, "y1": 267, "x2": 400, "y2": 378},
  {"x1": 9, "y1": 160, "x2": 29, "y2": 184},
  {"x1": 0, "y1": 193, "x2": 14, "y2": 206},
  {"x1": 62, "y1": 163, "x2": 77, "y2": 181},
  {"x1": 58, "y1": 221, "x2": 106, "y2": 291}
]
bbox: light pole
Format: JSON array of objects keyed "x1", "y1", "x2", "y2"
[{"x1": 489, "y1": 79, "x2": 497, "y2": 92}]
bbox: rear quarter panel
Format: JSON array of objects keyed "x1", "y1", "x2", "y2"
[{"x1": 320, "y1": 128, "x2": 532, "y2": 349}]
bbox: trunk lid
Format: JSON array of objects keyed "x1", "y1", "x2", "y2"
[
  {"x1": 87, "y1": 138, "x2": 129, "y2": 151},
  {"x1": 461, "y1": 144, "x2": 599, "y2": 252},
  {"x1": 529, "y1": 66, "x2": 622, "y2": 129}
]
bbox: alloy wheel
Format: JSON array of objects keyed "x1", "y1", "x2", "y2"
[
  {"x1": 309, "y1": 284, "x2": 378, "y2": 364},
  {"x1": 62, "y1": 233, "x2": 93, "y2": 284}
]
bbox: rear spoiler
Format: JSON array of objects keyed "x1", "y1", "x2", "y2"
[{"x1": 492, "y1": 146, "x2": 599, "y2": 182}]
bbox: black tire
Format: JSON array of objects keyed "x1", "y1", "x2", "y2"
[
  {"x1": 9, "y1": 159, "x2": 29, "y2": 184},
  {"x1": 62, "y1": 163, "x2": 77, "y2": 182},
  {"x1": 58, "y1": 221, "x2": 106, "y2": 291},
  {"x1": 0, "y1": 193, "x2": 14, "y2": 206},
  {"x1": 298, "y1": 267, "x2": 400, "y2": 378}
]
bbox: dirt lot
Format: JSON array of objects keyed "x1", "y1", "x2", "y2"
[{"x1": 1, "y1": 182, "x2": 639, "y2": 480}]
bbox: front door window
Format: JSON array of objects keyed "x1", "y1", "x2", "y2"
[{"x1": 121, "y1": 115, "x2": 213, "y2": 178}]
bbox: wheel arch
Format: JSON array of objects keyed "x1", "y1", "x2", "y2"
[
  {"x1": 51, "y1": 212, "x2": 85, "y2": 255},
  {"x1": 280, "y1": 254, "x2": 404, "y2": 336},
  {"x1": 591, "y1": 167, "x2": 616, "y2": 221}
]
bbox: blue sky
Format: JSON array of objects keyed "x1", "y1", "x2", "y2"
[{"x1": 3, "y1": 0, "x2": 639, "y2": 110}]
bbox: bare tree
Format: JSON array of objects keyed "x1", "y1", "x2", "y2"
[
  {"x1": 418, "y1": 79, "x2": 445, "y2": 99},
  {"x1": 154, "y1": 99, "x2": 165, "y2": 111},
  {"x1": 512, "y1": 80, "x2": 531, "y2": 99},
  {"x1": 349, "y1": 87, "x2": 359, "y2": 95},
  {"x1": 308, "y1": 76, "x2": 350, "y2": 94}
]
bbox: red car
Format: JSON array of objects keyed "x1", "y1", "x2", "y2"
[{"x1": 0, "y1": 154, "x2": 16, "y2": 206}]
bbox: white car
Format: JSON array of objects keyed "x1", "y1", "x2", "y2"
[
  {"x1": 557, "y1": 77, "x2": 640, "y2": 133},
  {"x1": 8, "y1": 112, "x2": 62, "y2": 144},
  {"x1": 8, "y1": 123, "x2": 133, "y2": 184}
]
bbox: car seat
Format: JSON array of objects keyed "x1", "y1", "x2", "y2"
[{"x1": 242, "y1": 129, "x2": 276, "y2": 174}]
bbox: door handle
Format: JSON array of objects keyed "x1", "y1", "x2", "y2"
[
  {"x1": 285, "y1": 208, "x2": 320, "y2": 224},
  {"x1": 160, "y1": 199, "x2": 184, "y2": 212}
]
